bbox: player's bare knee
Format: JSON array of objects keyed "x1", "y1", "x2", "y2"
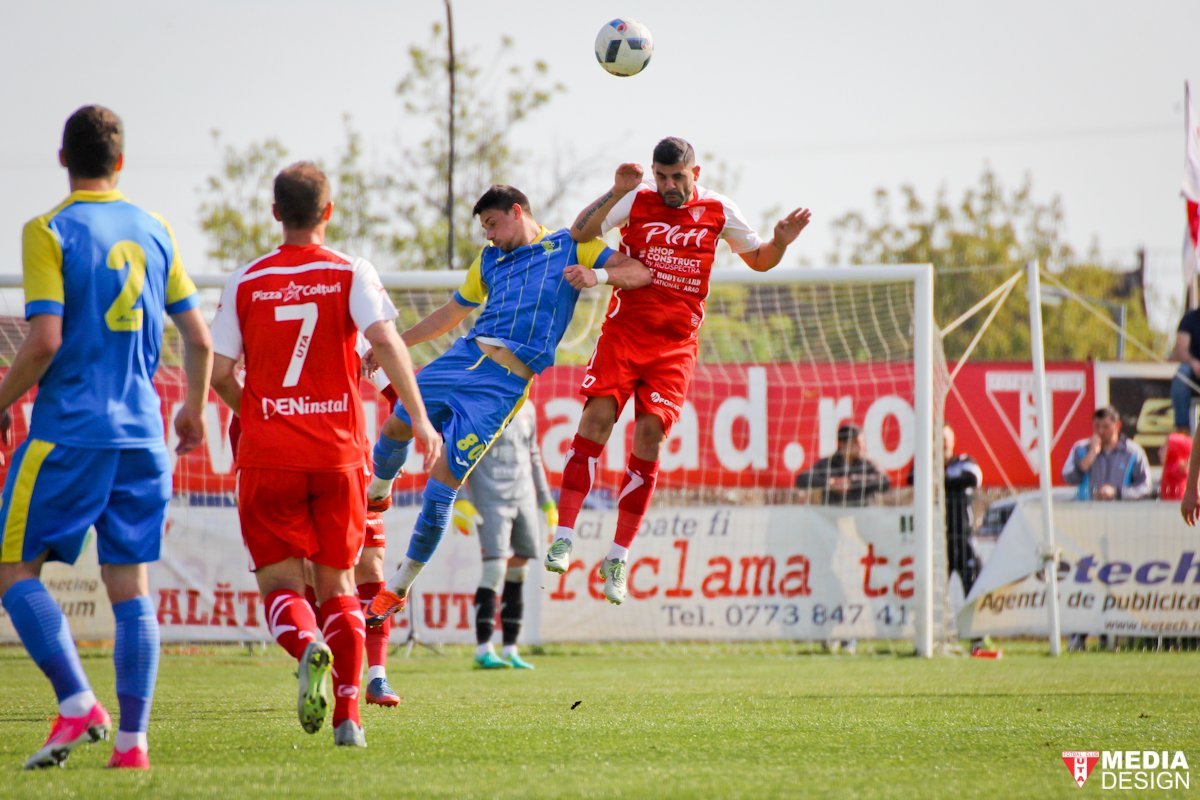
[
  {"x1": 632, "y1": 414, "x2": 667, "y2": 461},
  {"x1": 0, "y1": 559, "x2": 45, "y2": 597},
  {"x1": 101, "y1": 562, "x2": 149, "y2": 605},
  {"x1": 355, "y1": 546, "x2": 386, "y2": 583},
  {"x1": 381, "y1": 414, "x2": 413, "y2": 441},
  {"x1": 579, "y1": 397, "x2": 618, "y2": 443}
]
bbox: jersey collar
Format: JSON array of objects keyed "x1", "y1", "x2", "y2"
[{"x1": 66, "y1": 189, "x2": 125, "y2": 204}]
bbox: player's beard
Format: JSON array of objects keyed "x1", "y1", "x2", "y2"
[{"x1": 662, "y1": 191, "x2": 685, "y2": 208}]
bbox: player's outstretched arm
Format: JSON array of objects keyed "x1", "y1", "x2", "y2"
[
  {"x1": 0, "y1": 314, "x2": 61, "y2": 447},
  {"x1": 365, "y1": 320, "x2": 441, "y2": 472},
  {"x1": 563, "y1": 252, "x2": 651, "y2": 291},
  {"x1": 740, "y1": 207, "x2": 813, "y2": 272},
  {"x1": 170, "y1": 307, "x2": 213, "y2": 454},
  {"x1": 401, "y1": 298, "x2": 475, "y2": 347},
  {"x1": 570, "y1": 163, "x2": 643, "y2": 242}
]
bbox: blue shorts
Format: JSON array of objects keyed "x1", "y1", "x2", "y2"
[
  {"x1": 393, "y1": 338, "x2": 532, "y2": 481},
  {"x1": 0, "y1": 440, "x2": 171, "y2": 566}
]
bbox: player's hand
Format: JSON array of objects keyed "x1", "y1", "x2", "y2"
[
  {"x1": 412, "y1": 416, "x2": 441, "y2": 473},
  {"x1": 614, "y1": 163, "x2": 643, "y2": 194},
  {"x1": 361, "y1": 348, "x2": 379, "y2": 378},
  {"x1": 173, "y1": 406, "x2": 206, "y2": 455},
  {"x1": 563, "y1": 264, "x2": 598, "y2": 290},
  {"x1": 771, "y1": 207, "x2": 812, "y2": 249},
  {"x1": 453, "y1": 499, "x2": 482, "y2": 536},
  {"x1": 1182, "y1": 488, "x2": 1200, "y2": 526},
  {"x1": 1094, "y1": 484, "x2": 1117, "y2": 501},
  {"x1": 1087, "y1": 434, "x2": 1102, "y2": 455},
  {"x1": 542, "y1": 500, "x2": 559, "y2": 531}
]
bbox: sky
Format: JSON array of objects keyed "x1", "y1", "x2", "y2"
[{"x1": 2, "y1": 0, "x2": 1197, "y2": 330}]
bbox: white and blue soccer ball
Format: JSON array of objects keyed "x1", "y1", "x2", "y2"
[{"x1": 594, "y1": 18, "x2": 653, "y2": 77}]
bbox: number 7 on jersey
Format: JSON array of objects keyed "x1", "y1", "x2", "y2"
[{"x1": 275, "y1": 303, "x2": 317, "y2": 387}]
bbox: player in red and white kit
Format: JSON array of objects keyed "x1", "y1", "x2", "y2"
[
  {"x1": 209, "y1": 162, "x2": 438, "y2": 747},
  {"x1": 545, "y1": 137, "x2": 811, "y2": 603}
]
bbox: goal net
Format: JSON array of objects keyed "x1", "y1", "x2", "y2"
[{"x1": 0, "y1": 266, "x2": 951, "y2": 655}]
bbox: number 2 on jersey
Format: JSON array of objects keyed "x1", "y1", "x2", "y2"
[
  {"x1": 104, "y1": 241, "x2": 147, "y2": 332},
  {"x1": 275, "y1": 303, "x2": 318, "y2": 387}
]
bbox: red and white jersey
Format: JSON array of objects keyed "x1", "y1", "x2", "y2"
[
  {"x1": 601, "y1": 182, "x2": 764, "y2": 340},
  {"x1": 211, "y1": 244, "x2": 397, "y2": 471}
]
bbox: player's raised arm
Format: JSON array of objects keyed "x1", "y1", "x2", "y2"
[
  {"x1": 563, "y1": 251, "x2": 651, "y2": 290},
  {"x1": 570, "y1": 162, "x2": 643, "y2": 242},
  {"x1": 365, "y1": 319, "x2": 441, "y2": 473},
  {"x1": 401, "y1": 298, "x2": 475, "y2": 347},
  {"x1": 739, "y1": 207, "x2": 813, "y2": 272},
  {"x1": 169, "y1": 307, "x2": 213, "y2": 454}
]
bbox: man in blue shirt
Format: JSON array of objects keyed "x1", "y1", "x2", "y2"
[
  {"x1": 365, "y1": 185, "x2": 649, "y2": 621},
  {"x1": 0, "y1": 106, "x2": 212, "y2": 770}
]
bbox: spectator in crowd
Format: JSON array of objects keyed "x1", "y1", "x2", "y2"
[
  {"x1": 1159, "y1": 432, "x2": 1192, "y2": 501},
  {"x1": 1062, "y1": 405, "x2": 1150, "y2": 652},
  {"x1": 1171, "y1": 307, "x2": 1200, "y2": 432},
  {"x1": 1061, "y1": 406, "x2": 1151, "y2": 502},
  {"x1": 795, "y1": 424, "x2": 891, "y2": 506}
]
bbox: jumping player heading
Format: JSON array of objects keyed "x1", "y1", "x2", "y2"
[{"x1": 545, "y1": 137, "x2": 811, "y2": 604}]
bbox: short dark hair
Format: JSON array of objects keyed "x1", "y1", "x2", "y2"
[
  {"x1": 652, "y1": 136, "x2": 695, "y2": 167},
  {"x1": 1093, "y1": 405, "x2": 1121, "y2": 424},
  {"x1": 837, "y1": 423, "x2": 862, "y2": 442},
  {"x1": 274, "y1": 162, "x2": 330, "y2": 229},
  {"x1": 61, "y1": 105, "x2": 123, "y2": 178},
  {"x1": 472, "y1": 185, "x2": 531, "y2": 217}
]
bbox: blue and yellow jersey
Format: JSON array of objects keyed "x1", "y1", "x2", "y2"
[
  {"x1": 22, "y1": 190, "x2": 199, "y2": 448},
  {"x1": 453, "y1": 226, "x2": 612, "y2": 374}
]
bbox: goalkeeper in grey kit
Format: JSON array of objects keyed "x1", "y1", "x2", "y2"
[{"x1": 461, "y1": 402, "x2": 557, "y2": 669}]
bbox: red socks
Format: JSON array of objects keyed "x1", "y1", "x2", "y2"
[
  {"x1": 357, "y1": 582, "x2": 390, "y2": 668},
  {"x1": 264, "y1": 589, "x2": 319, "y2": 661},
  {"x1": 557, "y1": 435, "x2": 605, "y2": 530},
  {"x1": 320, "y1": 595, "x2": 366, "y2": 727},
  {"x1": 614, "y1": 454, "x2": 659, "y2": 548}
]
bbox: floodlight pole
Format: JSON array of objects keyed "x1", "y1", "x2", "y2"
[{"x1": 1026, "y1": 261, "x2": 1063, "y2": 656}]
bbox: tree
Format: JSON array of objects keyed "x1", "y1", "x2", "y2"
[
  {"x1": 824, "y1": 167, "x2": 1162, "y2": 361},
  {"x1": 198, "y1": 23, "x2": 571, "y2": 272}
]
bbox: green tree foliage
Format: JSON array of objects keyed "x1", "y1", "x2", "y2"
[
  {"x1": 198, "y1": 23, "x2": 566, "y2": 272},
  {"x1": 825, "y1": 167, "x2": 1162, "y2": 361}
]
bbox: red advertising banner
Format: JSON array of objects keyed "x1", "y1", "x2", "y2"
[
  {"x1": 944, "y1": 362, "x2": 1095, "y2": 490},
  {"x1": 0, "y1": 360, "x2": 1094, "y2": 493}
]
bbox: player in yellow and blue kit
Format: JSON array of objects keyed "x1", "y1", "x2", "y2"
[
  {"x1": 0, "y1": 106, "x2": 213, "y2": 771},
  {"x1": 364, "y1": 185, "x2": 650, "y2": 622}
]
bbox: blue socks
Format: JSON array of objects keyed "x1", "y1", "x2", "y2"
[
  {"x1": 2, "y1": 578, "x2": 91, "y2": 704},
  {"x1": 373, "y1": 434, "x2": 411, "y2": 480},
  {"x1": 406, "y1": 478, "x2": 458, "y2": 563},
  {"x1": 113, "y1": 595, "x2": 159, "y2": 734}
]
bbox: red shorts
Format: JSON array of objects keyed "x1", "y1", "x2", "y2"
[
  {"x1": 364, "y1": 511, "x2": 386, "y2": 550},
  {"x1": 237, "y1": 466, "x2": 367, "y2": 570},
  {"x1": 580, "y1": 330, "x2": 698, "y2": 434}
]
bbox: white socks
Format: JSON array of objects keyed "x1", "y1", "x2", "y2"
[
  {"x1": 554, "y1": 526, "x2": 575, "y2": 544},
  {"x1": 367, "y1": 665, "x2": 387, "y2": 683},
  {"x1": 59, "y1": 690, "x2": 97, "y2": 718},
  {"x1": 115, "y1": 731, "x2": 148, "y2": 753},
  {"x1": 606, "y1": 543, "x2": 630, "y2": 562},
  {"x1": 367, "y1": 476, "x2": 393, "y2": 500},
  {"x1": 387, "y1": 558, "x2": 426, "y2": 595}
]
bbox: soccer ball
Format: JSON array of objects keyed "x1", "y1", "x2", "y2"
[{"x1": 594, "y1": 19, "x2": 653, "y2": 77}]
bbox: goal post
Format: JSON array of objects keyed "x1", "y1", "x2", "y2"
[{"x1": 0, "y1": 264, "x2": 950, "y2": 655}]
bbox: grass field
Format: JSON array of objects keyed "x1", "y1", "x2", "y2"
[{"x1": 0, "y1": 643, "x2": 1197, "y2": 799}]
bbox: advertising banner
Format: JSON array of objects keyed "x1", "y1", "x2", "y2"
[{"x1": 960, "y1": 502, "x2": 1200, "y2": 638}]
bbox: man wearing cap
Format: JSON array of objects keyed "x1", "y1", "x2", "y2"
[{"x1": 795, "y1": 424, "x2": 892, "y2": 506}]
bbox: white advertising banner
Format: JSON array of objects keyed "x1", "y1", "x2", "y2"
[
  {"x1": 1, "y1": 503, "x2": 919, "y2": 645},
  {"x1": 960, "y1": 502, "x2": 1200, "y2": 638}
]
